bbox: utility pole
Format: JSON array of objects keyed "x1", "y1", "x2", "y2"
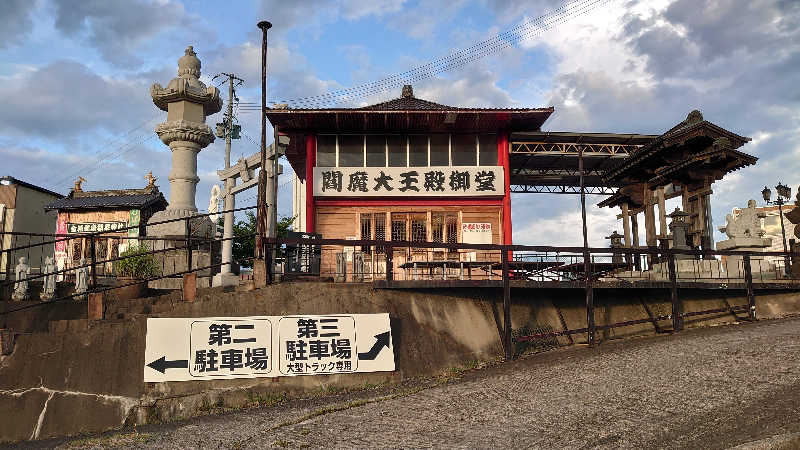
[
  {"x1": 256, "y1": 20, "x2": 272, "y2": 260},
  {"x1": 211, "y1": 72, "x2": 243, "y2": 286}
]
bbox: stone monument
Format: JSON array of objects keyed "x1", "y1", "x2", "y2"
[
  {"x1": 716, "y1": 199, "x2": 773, "y2": 275},
  {"x1": 41, "y1": 256, "x2": 56, "y2": 301},
  {"x1": 147, "y1": 46, "x2": 221, "y2": 239},
  {"x1": 11, "y1": 257, "x2": 30, "y2": 301},
  {"x1": 145, "y1": 46, "x2": 222, "y2": 288},
  {"x1": 75, "y1": 258, "x2": 89, "y2": 301}
]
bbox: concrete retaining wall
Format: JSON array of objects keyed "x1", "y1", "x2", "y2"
[{"x1": 0, "y1": 283, "x2": 799, "y2": 443}]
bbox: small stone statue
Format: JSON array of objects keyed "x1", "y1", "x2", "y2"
[
  {"x1": 12, "y1": 257, "x2": 30, "y2": 301},
  {"x1": 41, "y1": 256, "x2": 56, "y2": 301},
  {"x1": 73, "y1": 176, "x2": 86, "y2": 193},
  {"x1": 75, "y1": 258, "x2": 89, "y2": 301},
  {"x1": 145, "y1": 171, "x2": 157, "y2": 188}
]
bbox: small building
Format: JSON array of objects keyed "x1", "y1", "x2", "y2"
[
  {"x1": 43, "y1": 177, "x2": 167, "y2": 275},
  {"x1": 0, "y1": 176, "x2": 62, "y2": 279}
]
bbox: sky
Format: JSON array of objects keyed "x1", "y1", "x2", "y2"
[{"x1": 1, "y1": 0, "x2": 798, "y2": 246}]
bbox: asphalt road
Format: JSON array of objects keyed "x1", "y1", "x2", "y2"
[{"x1": 43, "y1": 317, "x2": 800, "y2": 449}]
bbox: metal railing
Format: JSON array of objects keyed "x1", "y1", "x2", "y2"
[
  {"x1": 0, "y1": 206, "x2": 258, "y2": 309},
  {"x1": 4, "y1": 220, "x2": 799, "y2": 361}
]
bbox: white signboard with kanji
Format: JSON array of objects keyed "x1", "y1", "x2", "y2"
[
  {"x1": 144, "y1": 314, "x2": 394, "y2": 382},
  {"x1": 462, "y1": 222, "x2": 493, "y2": 244},
  {"x1": 313, "y1": 166, "x2": 504, "y2": 197}
]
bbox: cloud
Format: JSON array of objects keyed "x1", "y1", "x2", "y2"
[
  {"x1": 257, "y1": 0, "x2": 407, "y2": 38},
  {"x1": 51, "y1": 0, "x2": 205, "y2": 68},
  {"x1": 0, "y1": 0, "x2": 39, "y2": 49},
  {"x1": 513, "y1": 196, "x2": 620, "y2": 247},
  {"x1": 0, "y1": 60, "x2": 155, "y2": 139},
  {"x1": 529, "y1": 0, "x2": 800, "y2": 245}
]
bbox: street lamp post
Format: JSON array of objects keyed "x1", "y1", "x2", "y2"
[{"x1": 762, "y1": 182, "x2": 792, "y2": 276}]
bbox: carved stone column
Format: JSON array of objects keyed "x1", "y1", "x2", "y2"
[{"x1": 147, "y1": 46, "x2": 222, "y2": 238}]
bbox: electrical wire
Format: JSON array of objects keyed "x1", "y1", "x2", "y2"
[{"x1": 234, "y1": 0, "x2": 608, "y2": 109}]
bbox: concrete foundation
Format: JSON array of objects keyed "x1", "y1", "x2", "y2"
[{"x1": 1, "y1": 283, "x2": 799, "y2": 443}]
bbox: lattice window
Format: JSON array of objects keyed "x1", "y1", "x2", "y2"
[
  {"x1": 431, "y1": 214, "x2": 444, "y2": 243},
  {"x1": 391, "y1": 214, "x2": 406, "y2": 242},
  {"x1": 411, "y1": 215, "x2": 427, "y2": 242},
  {"x1": 360, "y1": 214, "x2": 372, "y2": 255},
  {"x1": 446, "y1": 215, "x2": 458, "y2": 244},
  {"x1": 96, "y1": 239, "x2": 107, "y2": 260},
  {"x1": 374, "y1": 214, "x2": 386, "y2": 254},
  {"x1": 110, "y1": 239, "x2": 119, "y2": 260}
]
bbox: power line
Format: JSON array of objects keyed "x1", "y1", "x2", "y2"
[
  {"x1": 51, "y1": 115, "x2": 162, "y2": 188},
  {"x1": 235, "y1": 0, "x2": 608, "y2": 109}
]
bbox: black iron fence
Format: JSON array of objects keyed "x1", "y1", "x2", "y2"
[
  {"x1": 3, "y1": 217, "x2": 799, "y2": 360},
  {"x1": 0, "y1": 206, "x2": 258, "y2": 308}
]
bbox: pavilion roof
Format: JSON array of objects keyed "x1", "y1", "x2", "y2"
[
  {"x1": 603, "y1": 110, "x2": 753, "y2": 184},
  {"x1": 597, "y1": 110, "x2": 756, "y2": 209}
]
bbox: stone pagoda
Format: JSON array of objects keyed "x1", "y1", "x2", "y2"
[{"x1": 147, "y1": 46, "x2": 222, "y2": 238}]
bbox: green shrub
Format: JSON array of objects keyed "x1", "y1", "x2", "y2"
[{"x1": 116, "y1": 243, "x2": 160, "y2": 279}]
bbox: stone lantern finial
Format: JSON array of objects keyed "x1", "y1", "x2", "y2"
[{"x1": 178, "y1": 46, "x2": 201, "y2": 79}]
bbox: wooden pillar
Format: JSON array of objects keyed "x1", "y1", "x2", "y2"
[
  {"x1": 657, "y1": 187, "x2": 667, "y2": 237},
  {"x1": 621, "y1": 203, "x2": 632, "y2": 247},
  {"x1": 696, "y1": 193, "x2": 706, "y2": 248},
  {"x1": 631, "y1": 213, "x2": 641, "y2": 271},
  {"x1": 644, "y1": 187, "x2": 657, "y2": 247}
]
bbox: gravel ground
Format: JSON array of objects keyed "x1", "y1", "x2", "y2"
[{"x1": 31, "y1": 317, "x2": 800, "y2": 449}]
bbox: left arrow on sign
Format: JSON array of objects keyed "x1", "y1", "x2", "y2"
[{"x1": 147, "y1": 356, "x2": 189, "y2": 374}]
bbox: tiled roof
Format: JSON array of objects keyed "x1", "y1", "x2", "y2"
[
  {"x1": 360, "y1": 96, "x2": 456, "y2": 111},
  {"x1": 44, "y1": 188, "x2": 167, "y2": 211}
]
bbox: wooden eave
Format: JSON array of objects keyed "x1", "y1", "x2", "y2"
[{"x1": 603, "y1": 120, "x2": 751, "y2": 183}]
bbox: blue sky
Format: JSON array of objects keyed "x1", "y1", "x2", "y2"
[{"x1": 2, "y1": 0, "x2": 798, "y2": 246}]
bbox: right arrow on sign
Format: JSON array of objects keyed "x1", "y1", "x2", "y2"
[
  {"x1": 147, "y1": 356, "x2": 189, "y2": 374},
  {"x1": 358, "y1": 331, "x2": 391, "y2": 360}
]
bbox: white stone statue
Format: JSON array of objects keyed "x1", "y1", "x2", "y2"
[
  {"x1": 208, "y1": 184, "x2": 222, "y2": 223},
  {"x1": 717, "y1": 199, "x2": 773, "y2": 275},
  {"x1": 41, "y1": 256, "x2": 56, "y2": 301},
  {"x1": 719, "y1": 200, "x2": 766, "y2": 239},
  {"x1": 75, "y1": 258, "x2": 89, "y2": 301},
  {"x1": 11, "y1": 256, "x2": 30, "y2": 301}
]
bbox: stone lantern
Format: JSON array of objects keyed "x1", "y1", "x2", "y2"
[
  {"x1": 147, "y1": 46, "x2": 222, "y2": 238},
  {"x1": 605, "y1": 231, "x2": 624, "y2": 264},
  {"x1": 668, "y1": 207, "x2": 692, "y2": 259}
]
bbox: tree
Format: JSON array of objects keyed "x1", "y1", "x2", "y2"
[{"x1": 233, "y1": 211, "x2": 294, "y2": 268}]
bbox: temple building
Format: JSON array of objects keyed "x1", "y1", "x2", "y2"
[
  {"x1": 270, "y1": 86, "x2": 756, "y2": 274},
  {"x1": 43, "y1": 175, "x2": 167, "y2": 275},
  {"x1": 271, "y1": 85, "x2": 553, "y2": 273}
]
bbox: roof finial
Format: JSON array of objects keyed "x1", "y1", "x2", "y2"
[
  {"x1": 145, "y1": 171, "x2": 157, "y2": 188},
  {"x1": 402, "y1": 85, "x2": 413, "y2": 98},
  {"x1": 73, "y1": 176, "x2": 86, "y2": 193}
]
